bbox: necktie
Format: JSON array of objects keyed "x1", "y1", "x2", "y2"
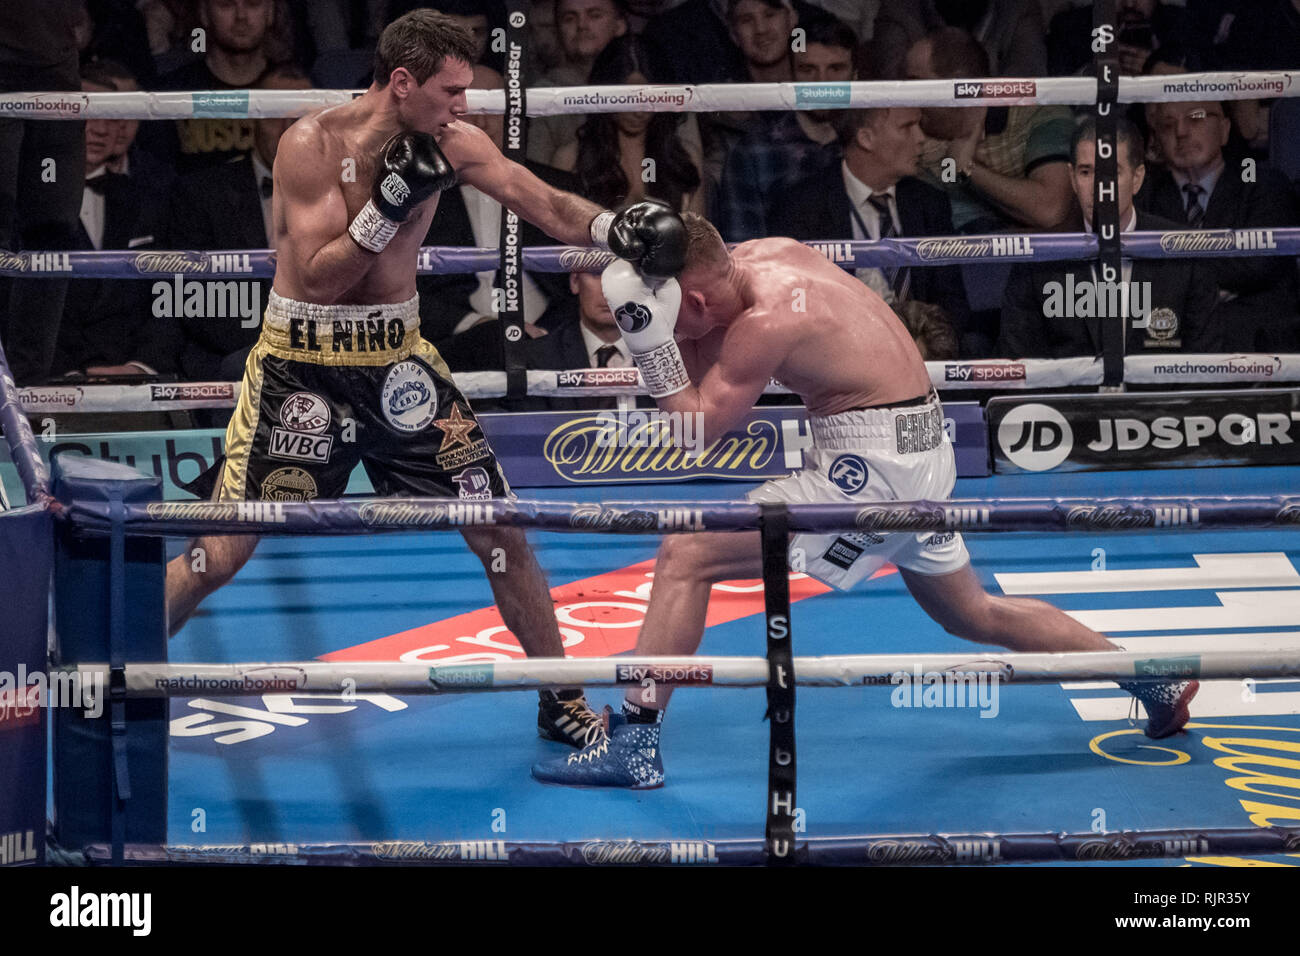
[
  {"x1": 867, "y1": 194, "x2": 910, "y2": 303},
  {"x1": 260, "y1": 175, "x2": 273, "y2": 199},
  {"x1": 595, "y1": 344, "x2": 621, "y2": 367},
  {"x1": 1183, "y1": 183, "x2": 1205, "y2": 227}
]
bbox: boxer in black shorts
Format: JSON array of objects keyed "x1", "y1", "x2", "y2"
[
  {"x1": 166, "y1": 10, "x2": 627, "y2": 752},
  {"x1": 213, "y1": 294, "x2": 511, "y2": 504}
]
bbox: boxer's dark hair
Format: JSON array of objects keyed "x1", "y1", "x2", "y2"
[
  {"x1": 680, "y1": 213, "x2": 730, "y2": 276},
  {"x1": 1071, "y1": 116, "x2": 1146, "y2": 171},
  {"x1": 374, "y1": 10, "x2": 478, "y2": 88}
]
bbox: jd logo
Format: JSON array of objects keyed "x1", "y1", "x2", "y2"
[{"x1": 997, "y1": 403, "x2": 1073, "y2": 472}]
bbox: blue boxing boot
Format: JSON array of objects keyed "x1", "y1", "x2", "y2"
[
  {"x1": 1117, "y1": 678, "x2": 1199, "y2": 739},
  {"x1": 532, "y1": 706, "x2": 665, "y2": 789}
]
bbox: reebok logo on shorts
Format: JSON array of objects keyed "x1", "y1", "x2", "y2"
[{"x1": 828, "y1": 453, "x2": 869, "y2": 494}]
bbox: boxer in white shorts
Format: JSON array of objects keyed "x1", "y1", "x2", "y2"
[
  {"x1": 533, "y1": 206, "x2": 1196, "y2": 789},
  {"x1": 748, "y1": 393, "x2": 969, "y2": 590}
]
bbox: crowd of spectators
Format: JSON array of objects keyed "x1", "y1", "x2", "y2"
[{"x1": 1, "y1": 0, "x2": 1298, "y2": 396}]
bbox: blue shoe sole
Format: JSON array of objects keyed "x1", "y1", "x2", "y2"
[{"x1": 530, "y1": 771, "x2": 664, "y2": 791}]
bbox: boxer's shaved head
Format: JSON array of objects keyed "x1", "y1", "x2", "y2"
[{"x1": 679, "y1": 213, "x2": 730, "y2": 279}]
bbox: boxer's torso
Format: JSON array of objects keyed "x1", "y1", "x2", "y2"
[
  {"x1": 725, "y1": 239, "x2": 932, "y2": 417},
  {"x1": 270, "y1": 103, "x2": 440, "y2": 306}
]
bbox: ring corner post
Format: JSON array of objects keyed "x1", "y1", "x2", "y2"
[
  {"x1": 51, "y1": 453, "x2": 167, "y2": 862},
  {"x1": 0, "y1": 502, "x2": 54, "y2": 866},
  {"x1": 759, "y1": 502, "x2": 797, "y2": 865}
]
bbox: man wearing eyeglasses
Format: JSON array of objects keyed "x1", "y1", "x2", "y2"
[{"x1": 1137, "y1": 99, "x2": 1300, "y2": 350}]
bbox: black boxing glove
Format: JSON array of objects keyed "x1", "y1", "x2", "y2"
[
  {"x1": 608, "y1": 200, "x2": 687, "y2": 280},
  {"x1": 349, "y1": 131, "x2": 457, "y2": 253}
]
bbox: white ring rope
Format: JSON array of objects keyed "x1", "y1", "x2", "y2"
[
  {"x1": 61, "y1": 647, "x2": 1300, "y2": 697},
  {"x1": 2, "y1": 71, "x2": 1295, "y2": 120},
  {"x1": 18, "y1": 354, "x2": 1300, "y2": 413}
]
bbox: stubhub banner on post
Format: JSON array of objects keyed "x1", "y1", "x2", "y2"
[
  {"x1": 988, "y1": 389, "x2": 1300, "y2": 474},
  {"x1": 0, "y1": 403, "x2": 989, "y2": 500}
]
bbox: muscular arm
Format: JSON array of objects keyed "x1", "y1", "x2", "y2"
[
  {"x1": 442, "y1": 120, "x2": 605, "y2": 246},
  {"x1": 968, "y1": 160, "x2": 1074, "y2": 230},
  {"x1": 678, "y1": 326, "x2": 724, "y2": 382},
  {"x1": 657, "y1": 319, "x2": 784, "y2": 446},
  {"x1": 276, "y1": 122, "x2": 378, "y2": 303}
]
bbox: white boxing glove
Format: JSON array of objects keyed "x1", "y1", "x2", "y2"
[{"x1": 600, "y1": 259, "x2": 690, "y2": 397}]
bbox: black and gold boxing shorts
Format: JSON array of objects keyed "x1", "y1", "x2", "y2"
[{"x1": 210, "y1": 291, "x2": 510, "y2": 503}]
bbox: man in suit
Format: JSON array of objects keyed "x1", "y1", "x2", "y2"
[
  {"x1": 421, "y1": 63, "x2": 580, "y2": 371},
  {"x1": 164, "y1": 64, "x2": 312, "y2": 381},
  {"x1": 1138, "y1": 99, "x2": 1300, "y2": 350},
  {"x1": 999, "y1": 117, "x2": 1220, "y2": 359},
  {"x1": 522, "y1": 269, "x2": 636, "y2": 410},
  {"x1": 51, "y1": 63, "x2": 171, "y2": 378},
  {"x1": 767, "y1": 105, "x2": 969, "y2": 345}
]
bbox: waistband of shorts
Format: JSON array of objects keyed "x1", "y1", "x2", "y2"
[
  {"x1": 259, "y1": 290, "x2": 422, "y2": 365},
  {"x1": 810, "y1": 391, "x2": 943, "y2": 453}
]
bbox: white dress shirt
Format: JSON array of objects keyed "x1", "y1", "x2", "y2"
[
  {"x1": 842, "y1": 162, "x2": 900, "y2": 303},
  {"x1": 80, "y1": 163, "x2": 110, "y2": 251},
  {"x1": 580, "y1": 323, "x2": 629, "y2": 367},
  {"x1": 459, "y1": 184, "x2": 549, "y2": 334}
]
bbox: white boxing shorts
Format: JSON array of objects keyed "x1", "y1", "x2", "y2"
[{"x1": 747, "y1": 392, "x2": 970, "y2": 590}]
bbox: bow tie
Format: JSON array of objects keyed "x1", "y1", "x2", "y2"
[{"x1": 85, "y1": 171, "x2": 127, "y2": 195}]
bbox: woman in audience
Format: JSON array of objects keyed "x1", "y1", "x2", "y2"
[{"x1": 553, "y1": 35, "x2": 705, "y2": 213}]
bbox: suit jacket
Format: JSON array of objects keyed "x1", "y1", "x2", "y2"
[
  {"x1": 1136, "y1": 163, "x2": 1300, "y2": 350},
  {"x1": 524, "y1": 309, "x2": 628, "y2": 412},
  {"x1": 417, "y1": 160, "x2": 581, "y2": 342},
  {"x1": 998, "y1": 209, "x2": 1221, "y2": 358},
  {"x1": 53, "y1": 172, "x2": 171, "y2": 374},
  {"x1": 164, "y1": 153, "x2": 270, "y2": 380},
  {"x1": 767, "y1": 168, "x2": 971, "y2": 333},
  {"x1": 435, "y1": 302, "x2": 623, "y2": 412}
]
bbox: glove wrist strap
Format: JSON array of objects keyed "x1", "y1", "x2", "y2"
[
  {"x1": 589, "y1": 211, "x2": 615, "y2": 250},
  {"x1": 630, "y1": 339, "x2": 690, "y2": 398},
  {"x1": 349, "y1": 199, "x2": 400, "y2": 253}
]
